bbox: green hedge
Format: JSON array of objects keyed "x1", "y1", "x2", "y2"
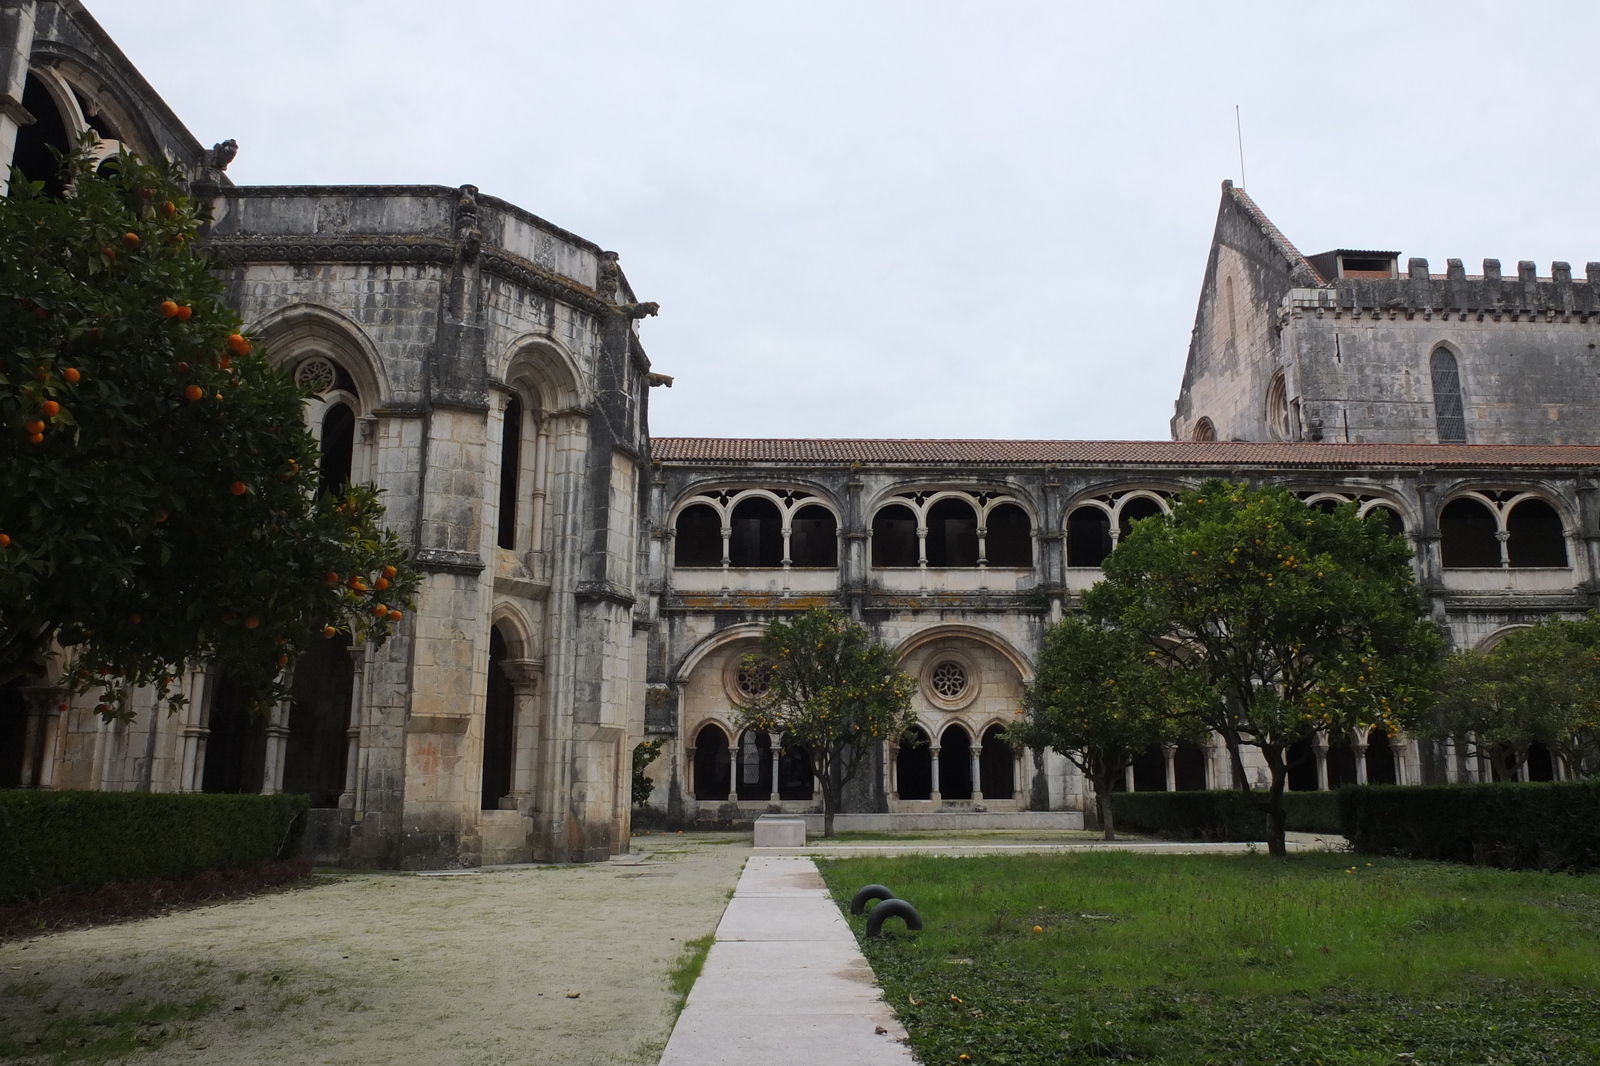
[
  {"x1": 0, "y1": 790, "x2": 310, "y2": 903},
  {"x1": 1108, "y1": 789, "x2": 1344, "y2": 841},
  {"x1": 1338, "y1": 780, "x2": 1600, "y2": 873}
]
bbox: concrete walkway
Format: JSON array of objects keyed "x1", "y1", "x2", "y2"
[{"x1": 658, "y1": 856, "x2": 915, "y2": 1066}]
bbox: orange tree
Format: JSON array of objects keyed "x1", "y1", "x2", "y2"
[
  {"x1": 1086, "y1": 480, "x2": 1441, "y2": 856},
  {"x1": 733, "y1": 609, "x2": 915, "y2": 837},
  {"x1": 0, "y1": 145, "x2": 417, "y2": 719}
]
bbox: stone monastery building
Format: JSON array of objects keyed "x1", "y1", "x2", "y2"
[{"x1": 5, "y1": 2, "x2": 1600, "y2": 868}]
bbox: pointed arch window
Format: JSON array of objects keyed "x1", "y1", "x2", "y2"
[
  {"x1": 1430, "y1": 347, "x2": 1467, "y2": 443},
  {"x1": 497, "y1": 395, "x2": 522, "y2": 550}
]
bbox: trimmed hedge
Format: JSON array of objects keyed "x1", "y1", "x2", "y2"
[
  {"x1": 1108, "y1": 789, "x2": 1343, "y2": 841},
  {"x1": 1338, "y1": 780, "x2": 1600, "y2": 873},
  {"x1": 0, "y1": 790, "x2": 309, "y2": 903}
]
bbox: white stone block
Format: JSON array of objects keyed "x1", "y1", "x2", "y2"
[{"x1": 754, "y1": 815, "x2": 807, "y2": 847}]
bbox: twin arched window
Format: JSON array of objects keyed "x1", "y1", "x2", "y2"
[
  {"x1": 1440, "y1": 495, "x2": 1567, "y2": 568},
  {"x1": 1066, "y1": 493, "x2": 1168, "y2": 567},
  {"x1": 674, "y1": 494, "x2": 838, "y2": 568},
  {"x1": 870, "y1": 496, "x2": 1032, "y2": 568}
]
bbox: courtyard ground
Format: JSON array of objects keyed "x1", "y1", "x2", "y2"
[
  {"x1": 0, "y1": 833, "x2": 748, "y2": 1066},
  {"x1": 820, "y1": 851, "x2": 1600, "y2": 1066}
]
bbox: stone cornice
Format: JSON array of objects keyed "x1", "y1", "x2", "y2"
[
  {"x1": 205, "y1": 234, "x2": 456, "y2": 266},
  {"x1": 414, "y1": 547, "x2": 486, "y2": 575}
]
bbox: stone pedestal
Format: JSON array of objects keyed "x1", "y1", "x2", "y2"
[{"x1": 754, "y1": 814, "x2": 806, "y2": 847}]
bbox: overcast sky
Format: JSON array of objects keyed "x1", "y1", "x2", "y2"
[{"x1": 86, "y1": 1, "x2": 1600, "y2": 441}]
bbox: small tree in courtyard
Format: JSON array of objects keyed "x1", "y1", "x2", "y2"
[
  {"x1": 1087, "y1": 479, "x2": 1442, "y2": 856},
  {"x1": 1008, "y1": 615, "x2": 1204, "y2": 840},
  {"x1": 733, "y1": 609, "x2": 915, "y2": 837},
  {"x1": 1427, "y1": 615, "x2": 1600, "y2": 779},
  {"x1": 0, "y1": 143, "x2": 418, "y2": 718}
]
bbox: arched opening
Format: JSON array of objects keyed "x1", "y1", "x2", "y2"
[
  {"x1": 1366, "y1": 505, "x2": 1406, "y2": 538},
  {"x1": 497, "y1": 395, "x2": 522, "y2": 550},
  {"x1": 480, "y1": 627, "x2": 515, "y2": 810},
  {"x1": 1265, "y1": 372, "x2": 1290, "y2": 441},
  {"x1": 317, "y1": 402, "x2": 356, "y2": 498},
  {"x1": 778, "y1": 742, "x2": 814, "y2": 800},
  {"x1": 1174, "y1": 743, "x2": 1207, "y2": 791},
  {"x1": 789, "y1": 504, "x2": 837, "y2": 567},
  {"x1": 283, "y1": 628, "x2": 355, "y2": 807},
  {"x1": 1286, "y1": 739, "x2": 1319, "y2": 791},
  {"x1": 1430, "y1": 348, "x2": 1467, "y2": 443},
  {"x1": 1131, "y1": 745, "x2": 1166, "y2": 791},
  {"x1": 1326, "y1": 738, "x2": 1358, "y2": 788},
  {"x1": 1192, "y1": 417, "x2": 1216, "y2": 442},
  {"x1": 1506, "y1": 498, "x2": 1567, "y2": 567},
  {"x1": 692, "y1": 723, "x2": 731, "y2": 801},
  {"x1": 896, "y1": 728, "x2": 932, "y2": 800},
  {"x1": 939, "y1": 724, "x2": 972, "y2": 799},
  {"x1": 985, "y1": 504, "x2": 1032, "y2": 568},
  {"x1": 735, "y1": 729, "x2": 772, "y2": 800},
  {"x1": 1440, "y1": 498, "x2": 1501, "y2": 568},
  {"x1": 871, "y1": 504, "x2": 919, "y2": 567},
  {"x1": 926, "y1": 498, "x2": 979, "y2": 567},
  {"x1": 1308, "y1": 498, "x2": 1343, "y2": 515},
  {"x1": 201, "y1": 673, "x2": 266, "y2": 795},
  {"x1": 674, "y1": 504, "x2": 723, "y2": 567},
  {"x1": 1526, "y1": 742, "x2": 1555, "y2": 782},
  {"x1": 1364, "y1": 728, "x2": 1397, "y2": 785},
  {"x1": 1066, "y1": 507, "x2": 1112, "y2": 567},
  {"x1": 978, "y1": 725, "x2": 1014, "y2": 799},
  {"x1": 729, "y1": 498, "x2": 783, "y2": 567},
  {"x1": 0, "y1": 682, "x2": 24, "y2": 788},
  {"x1": 1118, "y1": 497, "x2": 1165, "y2": 541},
  {"x1": 13, "y1": 74, "x2": 73, "y2": 196}
]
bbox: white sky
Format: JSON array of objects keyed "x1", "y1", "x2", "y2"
[{"x1": 86, "y1": 1, "x2": 1600, "y2": 441}]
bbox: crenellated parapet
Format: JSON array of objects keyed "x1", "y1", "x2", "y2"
[{"x1": 1287, "y1": 258, "x2": 1600, "y2": 321}]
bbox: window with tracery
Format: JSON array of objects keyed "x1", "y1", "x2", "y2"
[
  {"x1": 929, "y1": 661, "x2": 968, "y2": 701},
  {"x1": 734, "y1": 660, "x2": 772, "y2": 700},
  {"x1": 1430, "y1": 348, "x2": 1467, "y2": 443}
]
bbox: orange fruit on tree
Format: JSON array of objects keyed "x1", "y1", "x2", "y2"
[
  {"x1": 160, "y1": 300, "x2": 179, "y2": 317},
  {"x1": 373, "y1": 603, "x2": 388, "y2": 618},
  {"x1": 175, "y1": 305, "x2": 192, "y2": 321},
  {"x1": 277, "y1": 653, "x2": 289, "y2": 667},
  {"x1": 323, "y1": 625, "x2": 337, "y2": 639},
  {"x1": 28, "y1": 433, "x2": 43, "y2": 443},
  {"x1": 63, "y1": 367, "x2": 80, "y2": 384},
  {"x1": 0, "y1": 534, "x2": 10, "y2": 548},
  {"x1": 244, "y1": 616, "x2": 259, "y2": 629},
  {"x1": 41, "y1": 400, "x2": 59, "y2": 417},
  {"x1": 161, "y1": 200, "x2": 176, "y2": 217},
  {"x1": 375, "y1": 577, "x2": 389, "y2": 590},
  {"x1": 388, "y1": 609, "x2": 403, "y2": 622},
  {"x1": 226, "y1": 333, "x2": 251, "y2": 356},
  {"x1": 137, "y1": 188, "x2": 152, "y2": 200},
  {"x1": 25, "y1": 419, "x2": 44, "y2": 434},
  {"x1": 324, "y1": 572, "x2": 340, "y2": 584},
  {"x1": 185, "y1": 384, "x2": 203, "y2": 400},
  {"x1": 156, "y1": 511, "x2": 168, "y2": 522},
  {"x1": 230, "y1": 481, "x2": 247, "y2": 496},
  {"x1": 100, "y1": 246, "x2": 115, "y2": 258},
  {"x1": 176, "y1": 361, "x2": 190, "y2": 374},
  {"x1": 122, "y1": 231, "x2": 140, "y2": 248},
  {"x1": 382, "y1": 565, "x2": 397, "y2": 579}
]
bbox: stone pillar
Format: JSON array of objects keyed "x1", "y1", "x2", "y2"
[
  {"x1": 769, "y1": 735, "x2": 781, "y2": 803},
  {"x1": 340, "y1": 646, "x2": 367, "y2": 808},
  {"x1": 886, "y1": 741, "x2": 899, "y2": 802},
  {"x1": 1123, "y1": 763, "x2": 1136, "y2": 792},
  {"x1": 19, "y1": 686, "x2": 64, "y2": 788},
  {"x1": 1313, "y1": 737, "x2": 1330, "y2": 791},
  {"x1": 1352, "y1": 740, "x2": 1369, "y2": 786},
  {"x1": 262, "y1": 699, "x2": 290, "y2": 794},
  {"x1": 727, "y1": 743, "x2": 739, "y2": 800},
  {"x1": 970, "y1": 747, "x2": 984, "y2": 801},
  {"x1": 178, "y1": 670, "x2": 211, "y2": 793},
  {"x1": 929, "y1": 745, "x2": 942, "y2": 802},
  {"x1": 0, "y1": 2, "x2": 36, "y2": 199},
  {"x1": 1391, "y1": 737, "x2": 1409, "y2": 787},
  {"x1": 502, "y1": 659, "x2": 542, "y2": 811},
  {"x1": 1162, "y1": 744, "x2": 1178, "y2": 792}
]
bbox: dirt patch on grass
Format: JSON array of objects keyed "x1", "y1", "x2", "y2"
[{"x1": 0, "y1": 833, "x2": 747, "y2": 1065}]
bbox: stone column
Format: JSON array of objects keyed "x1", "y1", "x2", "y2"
[
  {"x1": 177, "y1": 670, "x2": 211, "y2": 792},
  {"x1": 1352, "y1": 739, "x2": 1369, "y2": 786},
  {"x1": 769, "y1": 735, "x2": 781, "y2": 803},
  {"x1": 728, "y1": 742, "x2": 739, "y2": 800},
  {"x1": 887, "y1": 740, "x2": 899, "y2": 802},
  {"x1": 1391, "y1": 737, "x2": 1409, "y2": 787},
  {"x1": 929, "y1": 745, "x2": 942, "y2": 802},
  {"x1": 970, "y1": 744, "x2": 984, "y2": 801},
  {"x1": 19, "y1": 686, "x2": 64, "y2": 788},
  {"x1": 1162, "y1": 743, "x2": 1178, "y2": 791},
  {"x1": 1313, "y1": 737, "x2": 1330, "y2": 791},
  {"x1": 1123, "y1": 764, "x2": 1136, "y2": 792},
  {"x1": 339, "y1": 646, "x2": 367, "y2": 808},
  {"x1": 262, "y1": 698, "x2": 290, "y2": 794},
  {"x1": 502, "y1": 659, "x2": 542, "y2": 811}
]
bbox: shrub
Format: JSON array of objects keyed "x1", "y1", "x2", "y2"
[
  {"x1": 1338, "y1": 780, "x2": 1600, "y2": 872},
  {"x1": 0, "y1": 790, "x2": 309, "y2": 903},
  {"x1": 1109, "y1": 789, "x2": 1344, "y2": 841}
]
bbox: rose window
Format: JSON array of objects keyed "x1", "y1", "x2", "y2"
[
  {"x1": 930, "y1": 661, "x2": 968, "y2": 701},
  {"x1": 735, "y1": 661, "x2": 771, "y2": 700},
  {"x1": 294, "y1": 356, "x2": 337, "y2": 394}
]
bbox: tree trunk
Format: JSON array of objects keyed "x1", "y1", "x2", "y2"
[
  {"x1": 1088, "y1": 761, "x2": 1117, "y2": 841},
  {"x1": 1265, "y1": 754, "x2": 1288, "y2": 857}
]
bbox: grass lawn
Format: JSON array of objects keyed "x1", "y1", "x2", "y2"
[{"x1": 818, "y1": 852, "x2": 1600, "y2": 1066}]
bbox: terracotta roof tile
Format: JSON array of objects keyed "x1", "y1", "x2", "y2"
[
  {"x1": 650, "y1": 438, "x2": 1600, "y2": 468},
  {"x1": 1228, "y1": 185, "x2": 1326, "y2": 285}
]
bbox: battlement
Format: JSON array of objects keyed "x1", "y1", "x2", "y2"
[{"x1": 1287, "y1": 258, "x2": 1600, "y2": 318}]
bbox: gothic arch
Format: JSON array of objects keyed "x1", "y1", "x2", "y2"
[
  {"x1": 892, "y1": 624, "x2": 1034, "y2": 683},
  {"x1": 489, "y1": 601, "x2": 537, "y2": 660},
  {"x1": 502, "y1": 336, "x2": 586, "y2": 413},
  {"x1": 671, "y1": 623, "x2": 770, "y2": 685},
  {"x1": 248, "y1": 303, "x2": 389, "y2": 410},
  {"x1": 1475, "y1": 624, "x2": 1533, "y2": 653}
]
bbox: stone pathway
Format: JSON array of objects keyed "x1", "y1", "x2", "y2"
[{"x1": 658, "y1": 856, "x2": 915, "y2": 1066}]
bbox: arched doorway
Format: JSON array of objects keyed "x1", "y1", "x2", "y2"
[
  {"x1": 480, "y1": 627, "x2": 515, "y2": 810},
  {"x1": 202, "y1": 673, "x2": 266, "y2": 795},
  {"x1": 283, "y1": 631, "x2": 355, "y2": 807},
  {"x1": 778, "y1": 742, "x2": 813, "y2": 800},
  {"x1": 1286, "y1": 739, "x2": 1319, "y2": 791},
  {"x1": 693, "y1": 723, "x2": 731, "y2": 801},
  {"x1": 735, "y1": 729, "x2": 772, "y2": 800},
  {"x1": 978, "y1": 725, "x2": 1014, "y2": 799},
  {"x1": 939, "y1": 724, "x2": 972, "y2": 800},
  {"x1": 1174, "y1": 743, "x2": 1208, "y2": 791},
  {"x1": 1365, "y1": 728, "x2": 1397, "y2": 785},
  {"x1": 896, "y1": 728, "x2": 932, "y2": 800}
]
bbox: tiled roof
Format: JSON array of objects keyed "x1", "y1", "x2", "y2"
[
  {"x1": 651, "y1": 438, "x2": 1600, "y2": 468},
  {"x1": 1227, "y1": 184, "x2": 1326, "y2": 285}
]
